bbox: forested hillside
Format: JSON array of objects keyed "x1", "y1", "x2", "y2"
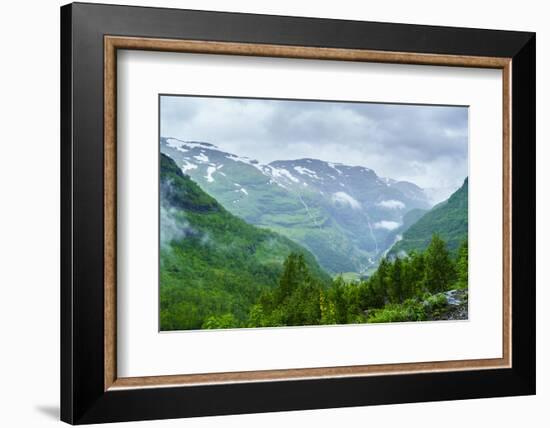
[
  {"x1": 389, "y1": 178, "x2": 468, "y2": 256},
  {"x1": 160, "y1": 153, "x2": 329, "y2": 331}
]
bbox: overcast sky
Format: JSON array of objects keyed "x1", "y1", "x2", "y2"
[{"x1": 160, "y1": 95, "x2": 468, "y2": 191}]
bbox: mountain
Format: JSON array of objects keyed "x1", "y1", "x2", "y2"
[
  {"x1": 380, "y1": 207, "x2": 428, "y2": 256},
  {"x1": 389, "y1": 178, "x2": 468, "y2": 256},
  {"x1": 160, "y1": 137, "x2": 431, "y2": 275},
  {"x1": 159, "y1": 153, "x2": 329, "y2": 331}
]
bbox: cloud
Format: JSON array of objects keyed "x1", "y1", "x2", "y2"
[
  {"x1": 376, "y1": 199, "x2": 406, "y2": 210},
  {"x1": 331, "y1": 192, "x2": 361, "y2": 210},
  {"x1": 160, "y1": 96, "x2": 468, "y2": 192},
  {"x1": 160, "y1": 179, "x2": 199, "y2": 250},
  {"x1": 373, "y1": 220, "x2": 401, "y2": 231},
  {"x1": 160, "y1": 205, "x2": 192, "y2": 249}
]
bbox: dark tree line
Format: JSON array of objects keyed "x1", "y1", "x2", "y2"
[{"x1": 236, "y1": 234, "x2": 468, "y2": 328}]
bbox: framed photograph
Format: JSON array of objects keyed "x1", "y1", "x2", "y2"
[{"x1": 61, "y1": 2, "x2": 535, "y2": 424}]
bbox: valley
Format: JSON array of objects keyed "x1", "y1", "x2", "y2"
[{"x1": 161, "y1": 137, "x2": 443, "y2": 276}]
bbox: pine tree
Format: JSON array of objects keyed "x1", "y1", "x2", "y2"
[
  {"x1": 320, "y1": 290, "x2": 335, "y2": 325},
  {"x1": 407, "y1": 251, "x2": 426, "y2": 295},
  {"x1": 424, "y1": 234, "x2": 455, "y2": 293},
  {"x1": 456, "y1": 240, "x2": 468, "y2": 289},
  {"x1": 330, "y1": 276, "x2": 348, "y2": 324},
  {"x1": 358, "y1": 278, "x2": 384, "y2": 309},
  {"x1": 374, "y1": 258, "x2": 390, "y2": 303},
  {"x1": 277, "y1": 252, "x2": 309, "y2": 302},
  {"x1": 260, "y1": 252, "x2": 324, "y2": 326},
  {"x1": 389, "y1": 257, "x2": 404, "y2": 303}
]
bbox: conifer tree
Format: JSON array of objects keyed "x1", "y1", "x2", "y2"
[
  {"x1": 277, "y1": 252, "x2": 309, "y2": 302},
  {"x1": 456, "y1": 240, "x2": 468, "y2": 288},
  {"x1": 424, "y1": 234, "x2": 455, "y2": 293},
  {"x1": 374, "y1": 258, "x2": 390, "y2": 303},
  {"x1": 389, "y1": 257, "x2": 404, "y2": 303},
  {"x1": 409, "y1": 251, "x2": 426, "y2": 294},
  {"x1": 330, "y1": 276, "x2": 348, "y2": 324}
]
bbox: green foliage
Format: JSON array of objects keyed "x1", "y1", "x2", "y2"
[
  {"x1": 406, "y1": 251, "x2": 426, "y2": 296},
  {"x1": 323, "y1": 276, "x2": 348, "y2": 324},
  {"x1": 160, "y1": 153, "x2": 220, "y2": 213},
  {"x1": 247, "y1": 232, "x2": 465, "y2": 328},
  {"x1": 202, "y1": 313, "x2": 239, "y2": 329},
  {"x1": 424, "y1": 234, "x2": 456, "y2": 293},
  {"x1": 455, "y1": 240, "x2": 468, "y2": 289},
  {"x1": 247, "y1": 253, "x2": 323, "y2": 327},
  {"x1": 367, "y1": 299, "x2": 427, "y2": 323},
  {"x1": 367, "y1": 291, "x2": 450, "y2": 323},
  {"x1": 390, "y1": 178, "x2": 468, "y2": 255},
  {"x1": 389, "y1": 257, "x2": 404, "y2": 303},
  {"x1": 424, "y1": 293, "x2": 448, "y2": 308}
]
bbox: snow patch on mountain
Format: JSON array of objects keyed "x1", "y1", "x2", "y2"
[
  {"x1": 225, "y1": 153, "x2": 270, "y2": 175},
  {"x1": 203, "y1": 163, "x2": 223, "y2": 183},
  {"x1": 332, "y1": 192, "x2": 361, "y2": 210},
  {"x1": 294, "y1": 166, "x2": 320, "y2": 180},
  {"x1": 327, "y1": 162, "x2": 343, "y2": 175},
  {"x1": 226, "y1": 154, "x2": 253, "y2": 165},
  {"x1": 193, "y1": 153, "x2": 209, "y2": 163},
  {"x1": 166, "y1": 138, "x2": 217, "y2": 151},
  {"x1": 172, "y1": 146, "x2": 188, "y2": 153},
  {"x1": 376, "y1": 199, "x2": 406, "y2": 210},
  {"x1": 269, "y1": 166, "x2": 300, "y2": 183},
  {"x1": 180, "y1": 160, "x2": 198, "y2": 174},
  {"x1": 205, "y1": 166, "x2": 217, "y2": 183}
]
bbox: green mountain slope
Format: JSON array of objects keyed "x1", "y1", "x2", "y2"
[
  {"x1": 389, "y1": 178, "x2": 468, "y2": 255},
  {"x1": 381, "y1": 207, "x2": 428, "y2": 252},
  {"x1": 159, "y1": 153, "x2": 330, "y2": 331}
]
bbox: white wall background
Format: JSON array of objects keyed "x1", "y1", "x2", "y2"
[{"x1": 0, "y1": 0, "x2": 546, "y2": 426}]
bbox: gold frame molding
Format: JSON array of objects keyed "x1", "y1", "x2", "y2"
[{"x1": 104, "y1": 36, "x2": 512, "y2": 391}]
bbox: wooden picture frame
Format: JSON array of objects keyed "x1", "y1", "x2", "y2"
[{"x1": 61, "y1": 2, "x2": 535, "y2": 424}]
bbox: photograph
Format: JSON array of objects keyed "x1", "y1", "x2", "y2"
[{"x1": 159, "y1": 95, "x2": 469, "y2": 331}]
